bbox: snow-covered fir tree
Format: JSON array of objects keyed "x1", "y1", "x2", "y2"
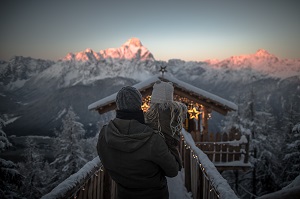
[
  {"x1": 280, "y1": 93, "x2": 300, "y2": 186},
  {"x1": 18, "y1": 137, "x2": 46, "y2": 198},
  {"x1": 50, "y1": 107, "x2": 87, "y2": 185},
  {"x1": 281, "y1": 122, "x2": 300, "y2": 186},
  {"x1": 0, "y1": 116, "x2": 23, "y2": 199},
  {"x1": 0, "y1": 117, "x2": 12, "y2": 151},
  {"x1": 253, "y1": 99, "x2": 282, "y2": 195},
  {"x1": 80, "y1": 136, "x2": 98, "y2": 161},
  {"x1": 221, "y1": 90, "x2": 286, "y2": 198}
]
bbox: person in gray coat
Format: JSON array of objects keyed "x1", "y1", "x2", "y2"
[{"x1": 97, "y1": 86, "x2": 179, "y2": 199}]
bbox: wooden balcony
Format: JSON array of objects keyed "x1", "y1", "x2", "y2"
[{"x1": 42, "y1": 129, "x2": 240, "y2": 199}]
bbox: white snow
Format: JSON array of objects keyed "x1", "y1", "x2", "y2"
[
  {"x1": 4, "y1": 116, "x2": 21, "y2": 125},
  {"x1": 199, "y1": 135, "x2": 248, "y2": 147},
  {"x1": 167, "y1": 169, "x2": 193, "y2": 199},
  {"x1": 55, "y1": 108, "x2": 66, "y2": 121},
  {"x1": 257, "y1": 175, "x2": 300, "y2": 199},
  {"x1": 6, "y1": 79, "x2": 28, "y2": 90}
]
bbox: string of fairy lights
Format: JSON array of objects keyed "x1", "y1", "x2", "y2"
[
  {"x1": 72, "y1": 166, "x2": 104, "y2": 199},
  {"x1": 182, "y1": 136, "x2": 221, "y2": 198},
  {"x1": 141, "y1": 95, "x2": 212, "y2": 120}
]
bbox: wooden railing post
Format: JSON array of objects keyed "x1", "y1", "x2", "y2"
[
  {"x1": 184, "y1": 145, "x2": 191, "y2": 192},
  {"x1": 103, "y1": 168, "x2": 112, "y2": 199}
]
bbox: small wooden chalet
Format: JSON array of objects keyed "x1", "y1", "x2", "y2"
[{"x1": 89, "y1": 73, "x2": 250, "y2": 172}]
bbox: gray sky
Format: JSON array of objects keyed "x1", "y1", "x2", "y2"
[{"x1": 0, "y1": 0, "x2": 299, "y2": 61}]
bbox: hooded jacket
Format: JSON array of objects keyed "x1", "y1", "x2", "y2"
[{"x1": 97, "y1": 118, "x2": 179, "y2": 199}]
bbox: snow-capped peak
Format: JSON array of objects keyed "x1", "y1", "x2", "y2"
[
  {"x1": 212, "y1": 49, "x2": 300, "y2": 78},
  {"x1": 84, "y1": 48, "x2": 94, "y2": 53},
  {"x1": 255, "y1": 49, "x2": 273, "y2": 57},
  {"x1": 122, "y1": 38, "x2": 143, "y2": 47},
  {"x1": 62, "y1": 38, "x2": 154, "y2": 62}
]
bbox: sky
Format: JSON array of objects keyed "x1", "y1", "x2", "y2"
[{"x1": 0, "y1": 0, "x2": 299, "y2": 62}]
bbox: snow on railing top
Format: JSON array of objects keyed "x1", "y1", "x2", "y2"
[
  {"x1": 197, "y1": 135, "x2": 248, "y2": 147},
  {"x1": 182, "y1": 129, "x2": 239, "y2": 199},
  {"x1": 41, "y1": 156, "x2": 101, "y2": 199}
]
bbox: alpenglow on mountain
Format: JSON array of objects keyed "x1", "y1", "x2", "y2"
[
  {"x1": 0, "y1": 37, "x2": 299, "y2": 92},
  {"x1": 62, "y1": 38, "x2": 155, "y2": 62}
]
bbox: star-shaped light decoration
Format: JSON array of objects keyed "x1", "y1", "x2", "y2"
[
  {"x1": 141, "y1": 102, "x2": 150, "y2": 112},
  {"x1": 188, "y1": 107, "x2": 201, "y2": 120},
  {"x1": 159, "y1": 66, "x2": 167, "y2": 77}
]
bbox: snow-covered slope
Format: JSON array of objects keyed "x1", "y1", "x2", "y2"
[
  {"x1": 0, "y1": 56, "x2": 54, "y2": 90},
  {"x1": 212, "y1": 49, "x2": 300, "y2": 78}
]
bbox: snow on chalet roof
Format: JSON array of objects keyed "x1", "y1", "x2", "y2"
[{"x1": 88, "y1": 74, "x2": 238, "y2": 113}]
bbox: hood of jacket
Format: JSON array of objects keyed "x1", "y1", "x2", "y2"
[{"x1": 103, "y1": 118, "x2": 154, "y2": 152}]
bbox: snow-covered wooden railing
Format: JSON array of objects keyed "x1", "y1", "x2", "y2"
[
  {"x1": 43, "y1": 130, "x2": 239, "y2": 199},
  {"x1": 41, "y1": 156, "x2": 117, "y2": 199},
  {"x1": 192, "y1": 129, "x2": 250, "y2": 171},
  {"x1": 180, "y1": 129, "x2": 239, "y2": 199}
]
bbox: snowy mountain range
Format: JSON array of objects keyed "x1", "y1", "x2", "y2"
[
  {"x1": 0, "y1": 38, "x2": 299, "y2": 137},
  {"x1": 63, "y1": 38, "x2": 155, "y2": 62}
]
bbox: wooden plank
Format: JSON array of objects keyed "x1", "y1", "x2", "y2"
[
  {"x1": 221, "y1": 133, "x2": 228, "y2": 162},
  {"x1": 201, "y1": 132, "x2": 209, "y2": 161},
  {"x1": 199, "y1": 165, "x2": 204, "y2": 199},
  {"x1": 111, "y1": 180, "x2": 117, "y2": 199},
  {"x1": 191, "y1": 131, "x2": 196, "y2": 141},
  {"x1": 228, "y1": 131, "x2": 234, "y2": 162},
  {"x1": 196, "y1": 161, "x2": 200, "y2": 199},
  {"x1": 207, "y1": 133, "x2": 214, "y2": 161},
  {"x1": 102, "y1": 168, "x2": 109, "y2": 199},
  {"x1": 215, "y1": 133, "x2": 221, "y2": 162},
  {"x1": 92, "y1": 172, "x2": 97, "y2": 199},
  {"x1": 184, "y1": 147, "x2": 191, "y2": 192},
  {"x1": 77, "y1": 188, "x2": 84, "y2": 199},
  {"x1": 191, "y1": 156, "x2": 196, "y2": 198},
  {"x1": 202, "y1": 106, "x2": 209, "y2": 136},
  {"x1": 202, "y1": 151, "x2": 243, "y2": 155},
  {"x1": 216, "y1": 165, "x2": 252, "y2": 172},
  {"x1": 234, "y1": 129, "x2": 241, "y2": 161},
  {"x1": 195, "y1": 130, "x2": 201, "y2": 142},
  {"x1": 98, "y1": 169, "x2": 103, "y2": 199},
  {"x1": 87, "y1": 177, "x2": 92, "y2": 199}
]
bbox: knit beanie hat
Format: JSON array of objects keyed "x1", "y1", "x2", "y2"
[
  {"x1": 116, "y1": 86, "x2": 142, "y2": 111},
  {"x1": 151, "y1": 81, "x2": 174, "y2": 104}
]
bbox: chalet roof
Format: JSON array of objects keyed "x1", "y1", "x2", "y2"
[{"x1": 88, "y1": 74, "x2": 238, "y2": 115}]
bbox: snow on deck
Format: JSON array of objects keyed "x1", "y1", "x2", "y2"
[
  {"x1": 167, "y1": 169, "x2": 193, "y2": 199},
  {"x1": 88, "y1": 74, "x2": 237, "y2": 111}
]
